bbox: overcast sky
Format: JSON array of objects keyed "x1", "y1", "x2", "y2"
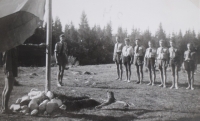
[{"x1": 52, "y1": 0, "x2": 200, "y2": 35}]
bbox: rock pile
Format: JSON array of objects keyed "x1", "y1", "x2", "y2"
[{"x1": 10, "y1": 89, "x2": 66, "y2": 116}]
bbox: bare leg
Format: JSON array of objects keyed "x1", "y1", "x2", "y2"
[
  {"x1": 136, "y1": 65, "x2": 140, "y2": 83},
  {"x1": 60, "y1": 64, "x2": 65, "y2": 85},
  {"x1": 57, "y1": 65, "x2": 62, "y2": 87},
  {"x1": 2, "y1": 72, "x2": 14, "y2": 113},
  {"x1": 191, "y1": 71, "x2": 194, "y2": 90},
  {"x1": 159, "y1": 67, "x2": 163, "y2": 87},
  {"x1": 139, "y1": 65, "x2": 143, "y2": 84},
  {"x1": 57, "y1": 65, "x2": 61, "y2": 83},
  {"x1": 175, "y1": 66, "x2": 179, "y2": 89},
  {"x1": 120, "y1": 64, "x2": 123, "y2": 80},
  {"x1": 127, "y1": 64, "x2": 131, "y2": 82},
  {"x1": 147, "y1": 67, "x2": 152, "y2": 85},
  {"x1": 2, "y1": 78, "x2": 7, "y2": 111},
  {"x1": 124, "y1": 63, "x2": 128, "y2": 81},
  {"x1": 152, "y1": 69, "x2": 156, "y2": 86},
  {"x1": 163, "y1": 66, "x2": 167, "y2": 88},
  {"x1": 186, "y1": 70, "x2": 191, "y2": 89},
  {"x1": 170, "y1": 65, "x2": 175, "y2": 89},
  {"x1": 116, "y1": 63, "x2": 120, "y2": 80}
]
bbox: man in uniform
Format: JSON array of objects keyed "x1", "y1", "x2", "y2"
[
  {"x1": 156, "y1": 39, "x2": 169, "y2": 88},
  {"x1": 134, "y1": 39, "x2": 145, "y2": 84},
  {"x1": 113, "y1": 36, "x2": 123, "y2": 80},
  {"x1": 55, "y1": 34, "x2": 68, "y2": 87},
  {"x1": 1, "y1": 48, "x2": 17, "y2": 114},
  {"x1": 169, "y1": 40, "x2": 181, "y2": 89}
]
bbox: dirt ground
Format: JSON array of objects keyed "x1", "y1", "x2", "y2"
[{"x1": 1, "y1": 64, "x2": 200, "y2": 121}]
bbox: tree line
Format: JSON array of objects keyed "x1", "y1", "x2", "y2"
[{"x1": 25, "y1": 11, "x2": 200, "y2": 65}]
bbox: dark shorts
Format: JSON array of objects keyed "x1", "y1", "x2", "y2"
[
  {"x1": 4, "y1": 63, "x2": 18, "y2": 77},
  {"x1": 146, "y1": 58, "x2": 155, "y2": 70},
  {"x1": 3, "y1": 49, "x2": 18, "y2": 77},
  {"x1": 114, "y1": 52, "x2": 122, "y2": 64},
  {"x1": 57, "y1": 54, "x2": 68, "y2": 66},
  {"x1": 134, "y1": 56, "x2": 144, "y2": 66},
  {"x1": 170, "y1": 59, "x2": 181, "y2": 71},
  {"x1": 157, "y1": 59, "x2": 167, "y2": 69},
  {"x1": 122, "y1": 56, "x2": 131, "y2": 65},
  {"x1": 184, "y1": 60, "x2": 195, "y2": 72}
]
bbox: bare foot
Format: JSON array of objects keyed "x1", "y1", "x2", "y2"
[
  {"x1": 57, "y1": 83, "x2": 62, "y2": 87},
  {"x1": 152, "y1": 83, "x2": 155, "y2": 86},
  {"x1": 127, "y1": 80, "x2": 130, "y2": 83},
  {"x1": 123, "y1": 79, "x2": 127, "y2": 82},
  {"x1": 147, "y1": 82, "x2": 151, "y2": 85},
  {"x1": 159, "y1": 84, "x2": 163, "y2": 87},
  {"x1": 170, "y1": 85, "x2": 174, "y2": 89},
  {"x1": 175, "y1": 86, "x2": 178, "y2": 89},
  {"x1": 191, "y1": 87, "x2": 194, "y2": 90},
  {"x1": 163, "y1": 85, "x2": 166, "y2": 88},
  {"x1": 186, "y1": 86, "x2": 190, "y2": 89},
  {"x1": 116, "y1": 77, "x2": 120, "y2": 80}
]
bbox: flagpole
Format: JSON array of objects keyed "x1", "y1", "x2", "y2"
[{"x1": 45, "y1": 0, "x2": 52, "y2": 92}]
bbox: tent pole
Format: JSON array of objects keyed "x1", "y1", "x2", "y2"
[{"x1": 45, "y1": 0, "x2": 52, "y2": 92}]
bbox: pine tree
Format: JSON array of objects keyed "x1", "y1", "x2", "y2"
[{"x1": 155, "y1": 23, "x2": 167, "y2": 47}]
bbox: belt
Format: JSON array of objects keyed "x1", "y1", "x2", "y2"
[
  {"x1": 147, "y1": 57, "x2": 155, "y2": 59},
  {"x1": 185, "y1": 59, "x2": 193, "y2": 62},
  {"x1": 116, "y1": 52, "x2": 122, "y2": 54},
  {"x1": 157, "y1": 59, "x2": 167, "y2": 61}
]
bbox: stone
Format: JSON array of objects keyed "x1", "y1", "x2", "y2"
[
  {"x1": 16, "y1": 98, "x2": 22, "y2": 104},
  {"x1": 59, "y1": 104, "x2": 66, "y2": 110},
  {"x1": 10, "y1": 104, "x2": 21, "y2": 111},
  {"x1": 46, "y1": 102, "x2": 58, "y2": 114},
  {"x1": 39, "y1": 99, "x2": 49, "y2": 111},
  {"x1": 31, "y1": 109, "x2": 38, "y2": 116},
  {"x1": 28, "y1": 99, "x2": 39, "y2": 111},
  {"x1": 46, "y1": 91, "x2": 54, "y2": 99},
  {"x1": 50, "y1": 98, "x2": 62, "y2": 107}
]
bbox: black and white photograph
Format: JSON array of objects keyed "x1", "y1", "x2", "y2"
[{"x1": 0, "y1": 0, "x2": 200, "y2": 120}]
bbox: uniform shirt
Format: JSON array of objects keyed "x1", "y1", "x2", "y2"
[
  {"x1": 144, "y1": 47, "x2": 157, "y2": 58},
  {"x1": 184, "y1": 50, "x2": 196, "y2": 61},
  {"x1": 169, "y1": 47, "x2": 178, "y2": 59},
  {"x1": 122, "y1": 45, "x2": 134, "y2": 57},
  {"x1": 54, "y1": 42, "x2": 68, "y2": 55},
  {"x1": 157, "y1": 47, "x2": 169, "y2": 60},
  {"x1": 113, "y1": 43, "x2": 123, "y2": 58},
  {"x1": 134, "y1": 45, "x2": 145, "y2": 56}
]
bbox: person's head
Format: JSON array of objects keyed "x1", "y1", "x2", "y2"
[
  {"x1": 135, "y1": 39, "x2": 141, "y2": 46},
  {"x1": 124, "y1": 38, "x2": 130, "y2": 45},
  {"x1": 59, "y1": 34, "x2": 65, "y2": 42},
  {"x1": 148, "y1": 41, "x2": 153, "y2": 48},
  {"x1": 169, "y1": 40, "x2": 175, "y2": 47},
  {"x1": 187, "y1": 43, "x2": 193, "y2": 51},
  {"x1": 116, "y1": 36, "x2": 120, "y2": 43},
  {"x1": 159, "y1": 39, "x2": 164, "y2": 47}
]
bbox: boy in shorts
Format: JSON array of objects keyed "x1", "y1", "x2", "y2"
[
  {"x1": 1, "y1": 48, "x2": 17, "y2": 114},
  {"x1": 113, "y1": 36, "x2": 123, "y2": 80},
  {"x1": 55, "y1": 34, "x2": 68, "y2": 87},
  {"x1": 134, "y1": 39, "x2": 145, "y2": 84},
  {"x1": 156, "y1": 39, "x2": 169, "y2": 88},
  {"x1": 184, "y1": 43, "x2": 197, "y2": 90},
  {"x1": 122, "y1": 38, "x2": 134, "y2": 82},
  {"x1": 169, "y1": 40, "x2": 181, "y2": 89},
  {"x1": 144, "y1": 41, "x2": 157, "y2": 86}
]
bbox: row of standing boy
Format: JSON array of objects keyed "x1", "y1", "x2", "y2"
[{"x1": 113, "y1": 37, "x2": 197, "y2": 90}]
